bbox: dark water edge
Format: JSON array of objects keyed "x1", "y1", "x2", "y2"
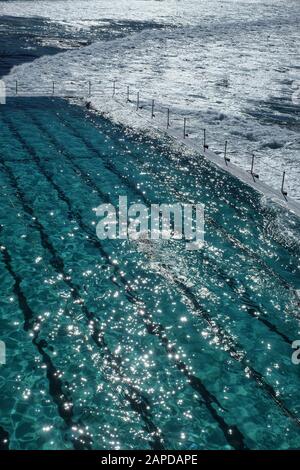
[
  {"x1": 0, "y1": 16, "x2": 65, "y2": 78},
  {"x1": 0, "y1": 15, "x2": 169, "y2": 78}
]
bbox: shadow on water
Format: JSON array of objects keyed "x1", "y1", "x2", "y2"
[{"x1": 0, "y1": 15, "x2": 170, "y2": 78}]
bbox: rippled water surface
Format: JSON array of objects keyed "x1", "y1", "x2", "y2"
[
  {"x1": 0, "y1": 97, "x2": 299, "y2": 449},
  {"x1": 1, "y1": 0, "x2": 300, "y2": 198}
]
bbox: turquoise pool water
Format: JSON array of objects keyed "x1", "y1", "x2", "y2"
[{"x1": 0, "y1": 97, "x2": 299, "y2": 450}]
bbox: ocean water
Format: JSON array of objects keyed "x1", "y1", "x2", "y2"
[
  {"x1": 0, "y1": 10, "x2": 168, "y2": 78},
  {"x1": 0, "y1": 96, "x2": 299, "y2": 450},
  {"x1": 0, "y1": 0, "x2": 300, "y2": 451},
  {"x1": 1, "y1": 0, "x2": 300, "y2": 198}
]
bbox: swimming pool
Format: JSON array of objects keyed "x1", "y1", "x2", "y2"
[{"x1": 0, "y1": 97, "x2": 299, "y2": 450}]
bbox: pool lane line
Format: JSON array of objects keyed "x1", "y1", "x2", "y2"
[
  {"x1": 50, "y1": 107, "x2": 295, "y2": 280},
  {"x1": 204, "y1": 261, "x2": 292, "y2": 345},
  {"x1": 0, "y1": 162, "x2": 165, "y2": 451},
  {"x1": 55, "y1": 110, "x2": 299, "y2": 295},
  {"x1": 159, "y1": 147, "x2": 300, "y2": 261},
  {"x1": 156, "y1": 263, "x2": 300, "y2": 428},
  {"x1": 21, "y1": 112, "x2": 300, "y2": 430},
  {"x1": 110, "y1": 141, "x2": 299, "y2": 305},
  {"x1": 32, "y1": 112, "x2": 295, "y2": 344},
  {"x1": 0, "y1": 124, "x2": 245, "y2": 452},
  {"x1": 0, "y1": 151, "x2": 166, "y2": 449},
  {"x1": 0, "y1": 148, "x2": 240, "y2": 453},
  {"x1": 0, "y1": 229, "x2": 92, "y2": 450},
  {"x1": 18, "y1": 96, "x2": 299, "y2": 266},
  {"x1": 28, "y1": 111, "x2": 291, "y2": 343},
  {"x1": 131, "y1": 143, "x2": 299, "y2": 287},
  {"x1": 1, "y1": 115, "x2": 248, "y2": 450},
  {"x1": 6, "y1": 113, "x2": 300, "y2": 438},
  {"x1": 0, "y1": 425, "x2": 9, "y2": 450},
  {"x1": 18, "y1": 110, "x2": 300, "y2": 428},
  {"x1": 57, "y1": 106, "x2": 254, "y2": 217},
  {"x1": 79, "y1": 106, "x2": 298, "y2": 258}
]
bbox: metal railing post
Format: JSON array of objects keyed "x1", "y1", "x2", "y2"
[
  {"x1": 281, "y1": 171, "x2": 287, "y2": 197},
  {"x1": 250, "y1": 153, "x2": 259, "y2": 179},
  {"x1": 203, "y1": 129, "x2": 209, "y2": 151},
  {"x1": 183, "y1": 118, "x2": 187, "y2": 138},
  {"x1": 224, "y1": 140, "x2": 230, "y2": 165}
]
